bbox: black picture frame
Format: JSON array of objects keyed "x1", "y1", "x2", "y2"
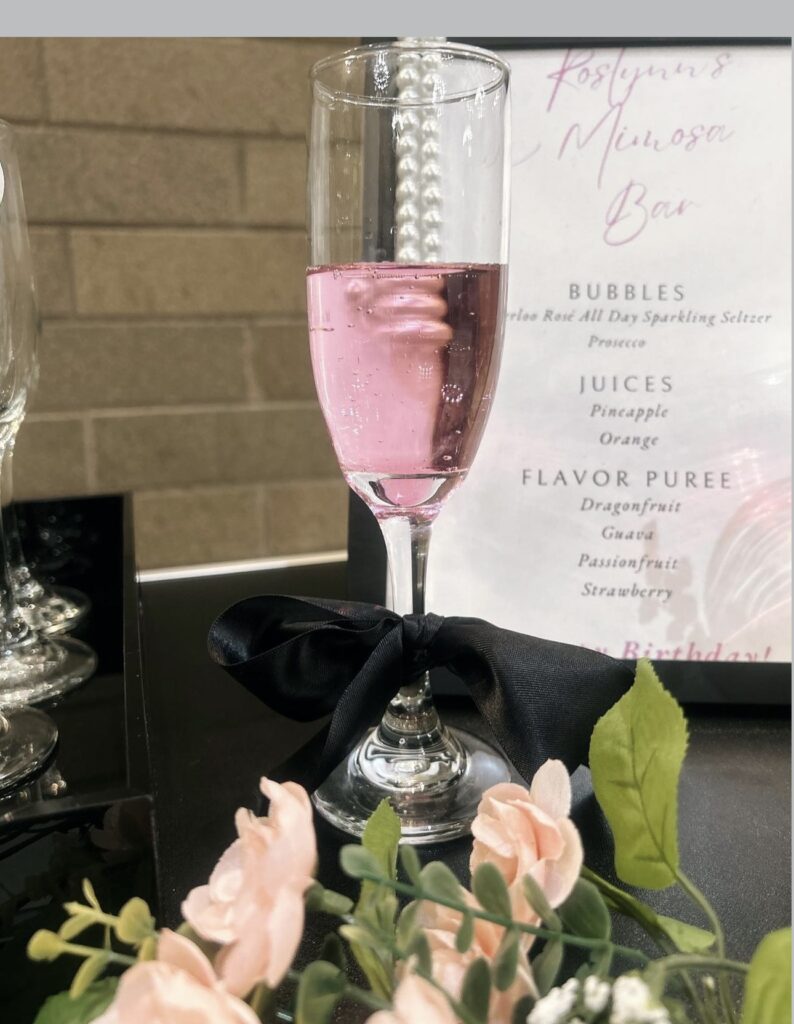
[{"x1": 347, "y1": 37, "x2": 791, "y2": 707}]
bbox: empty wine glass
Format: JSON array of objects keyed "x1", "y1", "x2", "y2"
[
  {"x1": 0, "y1": 121, "x2": 97, "y2": 724},
  {"x1": 307, "y1": 42, "x2": 511, "y2": 842}
]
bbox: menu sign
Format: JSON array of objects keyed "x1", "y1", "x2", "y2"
[{"x1": 429, "y1": 44, "x2": 791, "y2": 665}]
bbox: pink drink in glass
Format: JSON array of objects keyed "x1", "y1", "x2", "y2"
[{"x1": 307, "y1": 262, "x2": 505, "y2": 520}]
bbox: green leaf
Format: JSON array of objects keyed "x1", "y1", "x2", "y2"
[
  {"x1": 81, "y1": 880, "x2": 100, "y2": 911},
  {"x1": 58, "y1": 915, "x2": 96, "y2": 943},
  {"x1": 472, "y1": 862, "x2": 512, "y2": 919},
  {"x1": 582, "y1": 866, "x2": 714, "y2": 952},
  {"x1": 318, "y1": 932, "x2": 348, "y2": 972},
  {"x1": 521, "y1": 874, "x2": 561, "y2": 928},
  {"x1": 493, "y1": 929, "x2": 519, "y2": 991},
  {"x1": 399, "y1": 844, "x2": 422, "y2": 886},
  {"x1": 305, "y1": 883, "x2": 354, "y2": 916},
  {"x1": 338, "y1": 923, "x2": 385, "y2": 954},
  {"x1": 741, "y1": 929, "x2": 791, "y2": 1024},
  {"x1": 456, "y1": 910, "x2": 475, "y2": 953},
  {"x1": 115, "y1": 897, "x2": 155, "y2": 945},
  {"x1": 656, "y1": 914, "x2": 715, "y2": 953},
  {"x1": 461, "y1": 957, "x2": 491, "y2": 1024},
  {"x1": 362, "y1": 799, "x2": 401, "y2": 880},
  {"x1": 396, "y1": 901, "x2": 421, "y2": 949},
  {"x1": 558, "y1": 878, "x2": 610, "y2": 940},
  {"x1": 404, "y1": 930, "x2": 433, "y2": 976},
  {"x1": 339, "y1": 845, "x2": 382, "y2": 880},
  {"x1": 28, "y1": 930, "x2": 64, "y2": 962},
  {"x1": 532, "y1": 939, "x2": 563, "y2": 996},
  {"x1": 420, "y1": 861, "x2": 463, "y2": 904},
  {"x1": 589, "y1": 659, "x2": 688, "y2": 889},
  {"x1": 33, "y1": 979, "x2": 118, "y2": 1024},
  {"x1": 295, "y1": 960, "x2": 347, "y2": 1024},
  {"x1": 69, "y1": 954, "x2": 108, "y2": 999}
]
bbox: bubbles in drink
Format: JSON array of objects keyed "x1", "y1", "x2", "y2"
[{"x1": 307, "y1": 262, "x2": 505, "y2": 519}]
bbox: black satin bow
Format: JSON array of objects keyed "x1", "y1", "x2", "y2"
[{"x1": 208, "y1": 595, "x2": 634, "y2": 791}]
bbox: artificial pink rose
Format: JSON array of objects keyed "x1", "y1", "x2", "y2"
[
  {"x1": 470, "y1": 760, "x2": 583, "y2": 932},
  {"x1": 367, "y1": 974, "x2": 460, "y2": 1024},
  {"x1": 182, "y1": 777, "x2": 316, "y2": 996},
  {"x1": 93, "y1": 929, "x2": 259, "y2": 1024},
  {"x1": 412, "y1": 894, "x2": 536, "y2": 1024}
]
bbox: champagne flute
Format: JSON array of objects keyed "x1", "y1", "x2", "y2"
[
  {"x1": 0, "y1": 121, "x2": 97, "y2": 720},
  {"x1": 307, "y1": 42, "x2": 511, "y2": 842}
]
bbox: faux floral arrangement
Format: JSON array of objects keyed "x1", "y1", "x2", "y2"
[{"x1": 27, "y1": 662, "x2": 790, "y2": 1024}]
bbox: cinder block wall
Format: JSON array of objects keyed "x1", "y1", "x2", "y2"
[{"x1": 0, "y1": 38, "x2": 357, "y2": 568}]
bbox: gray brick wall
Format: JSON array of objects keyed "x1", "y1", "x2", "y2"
[{"x1": 0, "y1": 37, "x2": 355, "y2": 568}]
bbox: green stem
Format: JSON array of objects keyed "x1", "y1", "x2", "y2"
[
  {"x1": 249, "y1": 984, "x2": 270, "y2": 1019},
  {"x1": 655, "y1": 954, "x2": 749, "y2": 976},
  {"x1": 354, "y1": 870, "x2": 650, "y2": 965},
  {"x1": 582, "y1": 867, "x2": 713, "y2": 1023},
  {"x1": 60, "y1": 942, "x2": 136, "y2": 966},
  {"x1": 344, "y1": 984, "x2": 390, "y2": 1012},
  {"x1": 286, "y1": 970, "x2": 389, "y2": 1013},
  {"x1": 676, "y1": 871, "x2": 738, "y2": 1024}
]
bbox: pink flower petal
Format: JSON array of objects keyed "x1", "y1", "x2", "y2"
[
  {"x1": 528, "y1": 759, "x2": 571, "y2": 820},
  {"x1": 157, "y1": 930, "x2": 217, "y2": 987}
]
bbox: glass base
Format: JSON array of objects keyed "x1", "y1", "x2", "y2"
[
  {"x1": 18, "y1": 584, "x2": 91, "y2": 636},
  {"x1": 0, "y1": 636, "x2": 98, "y2": 708},
  {"x1": 0, "y1": 707, "x2": 58, "y2": 793},
  {"x1": 312, "y1": 725, "x2": 511, "y2": 844}
]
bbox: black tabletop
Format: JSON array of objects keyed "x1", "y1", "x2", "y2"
[{"x1": 139, "y1": 562, "x2": 791, "y2": 965}]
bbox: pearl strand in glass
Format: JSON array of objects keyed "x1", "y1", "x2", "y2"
[{"x1": 395, "y1": 38, "x2": 445, "y2": 264}]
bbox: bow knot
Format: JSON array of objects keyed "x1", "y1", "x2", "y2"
[
  {"x1": 208, "y1": 595, "x2": 633, "y2": 792},
  {"x1": 401, "y1": 612, "x2": 445, "y2": 672}
]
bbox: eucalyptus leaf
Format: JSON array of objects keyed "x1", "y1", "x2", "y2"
[
  {"x1": 115, "y1": 897, "x2": 155, "y2": 945},
  {"x1": 33, "y1": 979, "x2": 118, "y2": 1024},
  {"x1": 396, "y1": 901, "x2": 421, "y2": 949},
  {"x1": 81, "y1": 880, "x2": 100, "y2": 911},
  {"x1": 741, "y1": 928, "x2": 792, "y2": 1024},
  {"x1": 589, "y1": 659, "x2": 688, "y2": 889},
  {"x1": 295, "y1": 960, "x2": 347, "y2": 1024},
  {"x1": 420, "y1": 861, "x2": 463, "y2": 904},
  {"x1": 69, "y1": 954, "x2": 108, "y2": 1000},
  {"x1": 532, "y1": 939, "x2": 564, "y2": 996},
  {"x1": 305, "y1": 883, "x2": 354, "y2": 916},
  {"x1": 456, "y1": 910, "x2": 475, "y2": 953},
  {"x1": 493, "y1": 929, "x2": 520, "y2": 991},
  {"x1": 521, "y1": 874, "x2": 561, "y2": 928},
  {"x1": 558, "y1": 878, "x2": 610, "y2": 940},
  {"x1": 58, "y1": 915, "x2": 96, "y2": 942},
  {"x1": 399, "y1": 844, "x2": 422, "y2": 886},
  {"x1": 319, "y1": 932, "x2": 348, "y2": 972},
  {"x1": 461, "y1": 957, "x2": 491, "y2": 1024},
  {"x1": 472, "y1": 862, "x2": 512, "y2": 919},
  {"x1": 340, "y1": 845, "x2": 382, "y2": 880},
  {"x1": 404, "y1": 930, "x2": 433, "y2": 976}
]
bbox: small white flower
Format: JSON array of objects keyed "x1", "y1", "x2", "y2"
[
  {"x1": 610, "y1": 975, "x2": 671, "y2": 1024},
  {"x1": 526, "y1": 981, "x2": 579, "y2": 1024},
  {"x1": 583, "y1": 974, "x2": 611, "y2": 1014}
]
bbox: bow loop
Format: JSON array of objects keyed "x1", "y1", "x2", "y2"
[{"x1": 208, "y1": 595, "x2": 634, "y2": 791}]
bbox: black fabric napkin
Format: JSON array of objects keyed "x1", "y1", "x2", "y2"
[{"x1": 208, "y1": 595, "x2": 634, "y2": 791}]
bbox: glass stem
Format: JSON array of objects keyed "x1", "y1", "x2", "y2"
[
  {"x1": 1, "y1": 435, "x2": 40, "y2": 605},
  {"x1": 377, "y1": 517, "x2": 442, "y2": 744},
  {"x1": 0, "y1": 439, "x2": 33, "y2": 655}
]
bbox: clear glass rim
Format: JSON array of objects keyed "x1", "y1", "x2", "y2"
[{"x1": 310, "y1": 41, "x2": 510, "y2": 108}]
